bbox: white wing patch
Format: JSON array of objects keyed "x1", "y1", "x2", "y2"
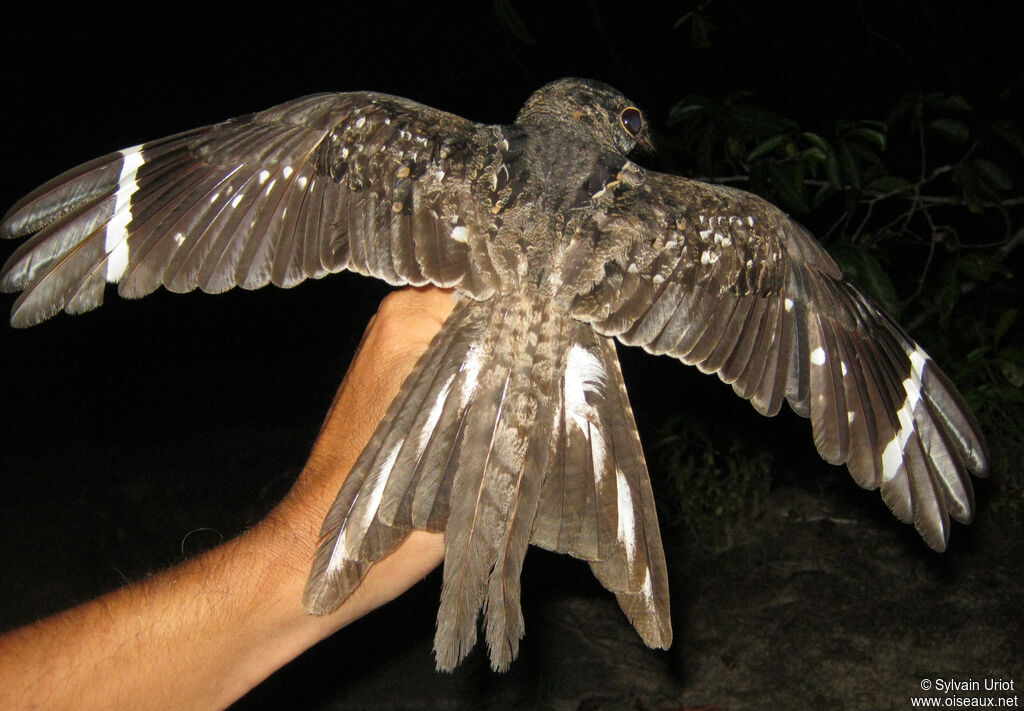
[
  {"x1": 565, "y1": 344, "x2": 607, "y2": 451},
  {"x1": 564, "y1": 343, "x2": 614, "y2": 493},
  {"x1": 417, "y1": 374, "x2": 456, "y2": 457},
  {"x1": 336, "y1": 441, "x2": 402, "y2": 562},
  {"x1": 640, "y1": 566, "x2": 654, "y2": 605},
  {"x1": 615, "y1": 467, "x2": 637, "y2": 562},
  {"x1": 564, "y1": 344, "x2": 607, "y2": 433},
  {"x1": 460, "y1": 344, "x2": 485, "y2": 405},
  {"x1": 880, "y1": 343, "x2": 931, "y2": 482},
  {"x1": 104, "y1": 146, "x2": 145, "y2": 283}
]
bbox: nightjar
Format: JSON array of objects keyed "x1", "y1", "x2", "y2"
[{"x1": 0, "y1": 78, "x2": 988, "y2": 672}]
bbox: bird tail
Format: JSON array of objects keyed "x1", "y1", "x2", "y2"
[{"x1": 303, "y1": 292, "x2": 670, "y2": 672}]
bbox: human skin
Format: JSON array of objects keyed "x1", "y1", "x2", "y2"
[{"x1": 0, "y1": 286, "x2": 453, "y2": 711}]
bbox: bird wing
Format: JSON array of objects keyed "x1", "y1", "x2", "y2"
[
  {"x1": 569, "y1": 168, "x2": 988, "y2": 551},
  {"x1": 0, "y1": 92, "x2": 508, "y2": 327}
]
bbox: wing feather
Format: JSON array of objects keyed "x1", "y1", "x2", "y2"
[
  {"x1": 1, "y1": 92, "x2": 506, "y2": 326},
  {"x1": 571, "y1": 171, "x2": 987, "y2": 550}
]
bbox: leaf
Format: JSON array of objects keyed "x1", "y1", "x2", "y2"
[
  {"x1": 812, "y1": 183, "x2": 835, "y2": 208},
  {"x1": 673, "y1": 9, "x2": 698, "y2": 28},
  {"x1": 853, "y1": 127, "x2": 887, "y2": 151},
  {"x1": 937, "y1": 266, "x2": 962, "y2": 328},
  {"x1": 800, "y1": 147, "x2": 827, "y2": 164},
  {"x1": 824, "y1": 147, "x2": 842, "y2": 189},
  {"x1": 729, "y1": 104, "x2": 785, "y2": 137},
  {"x1": 866, "y1": 176, "x2": 911, "y2": 193},
  {"x1": 954, "y1": 159, "x2": 1014, "y2": 207},
  {"x1": 766, "y1": 162, "x2": 810, "y2": 213},
  {"x1": 966, "y1": 345, "x2": 993, "y2": 363},
  {"x1": 997, "y1": 348, "x2": 1024, "y2": 388},
  {"x1": 854, "y1": 256, "x2": 901, "y2": 318},
  {"x1": 998, "y1": 346, "x2": 1024, "y2": 367},
  {"x1": 723, "y1": 90, "x2": 756, "y2": 104},
  {"x1": 958, "y1": 252, "x2": 1013, "y2": 282},
  {"x1": 492, "y1": 0, "x2": 535, "y2": 43},
  {"x1": 845, "y1": 140, "x2": 883, "y2": 166},
  {"x1": 929, "y1": 118, "x2": 970, "y2": 142},
  {"x1": 993, "y1": 382, "x2": 1024, "y2": 404},
  {"x1": 801, "y1": 132, "x2": 830, "y2": 153},
  {"x1": 690, "y1": 13, "x2": 714, "y2": 49},
  {"x1": 668, "y1": 95, "x2": 710, "y2": 124},
  {"x1": 992, "y1": 119, "x2": 1024, "y2": 158},
  {"x1": 886, "y1": 94, "x2": 922, "y2": 129},
  {"x1": 827, "y1": 242, "x2": 902, "y2": 318},
  {"x1": 747, "y1": 134, "x2": 789, "y2": 162},
  {"x1": 923, "y1": 93, "x2": 973, "y2": 113},
  {"x1": 970, "y1": 159, "x2": 1013, "y2": 191},
  {"x1": 838, "y1": 143, "x2": 861, "y2": 190},
  {"x1": 994, "y1": 308, "x2": 1018, "y2": 345}
]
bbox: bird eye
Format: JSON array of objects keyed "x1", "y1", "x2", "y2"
[{"x1": 620, "y1": 107, "x2": 643, "y2": 136}]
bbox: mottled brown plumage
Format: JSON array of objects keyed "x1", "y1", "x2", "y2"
[{"x1": 1, "y1": 78, "x2": 988, "y2": 672}]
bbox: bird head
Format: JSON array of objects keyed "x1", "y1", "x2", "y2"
[{"x1": 515, "y1": 78, "x2": 654, "y2": 155}]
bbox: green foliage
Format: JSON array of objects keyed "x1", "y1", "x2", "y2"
[
  {"x1": 661, "y1": 84, "x2": 1024, "y2": 519},
  {"x1": 674, "y1": 1, "x2": 716, "y2": 50},
  {"x1": 652, "y1": 416, "x2": 774, "y2": 549},
  {"x1": 492, "y1": 0, "x2": 535, "y2": 44}
]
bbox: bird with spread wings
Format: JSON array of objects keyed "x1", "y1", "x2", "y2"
[{"x1": 0, "y1": 78, "x2": 988, "y2": 672}]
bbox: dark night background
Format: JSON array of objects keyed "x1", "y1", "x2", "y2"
[{"x1": 1, "y1": 3, "x2": 1021, "y2": 709}]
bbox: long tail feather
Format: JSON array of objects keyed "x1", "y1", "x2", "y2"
[
  {"x1": 532, "y1": 331, "x2": 672, "y2": 650},
  {"x1": 302, "y1": 295, "x2": 482, "y2": 613},
  {"x1": 304, "y1": 292, "x2": 672, "y2": 671}
]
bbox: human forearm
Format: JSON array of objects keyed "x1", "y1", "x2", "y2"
[
  {"x1": 0, "y1": 287, "x2": 453, "y2": 710},
  {"x1": 0, "y1": 523, "x2": 306, "y2": 710},
  {"x1": 0, "y1": 509, "x2": 443, "y2": 711}
]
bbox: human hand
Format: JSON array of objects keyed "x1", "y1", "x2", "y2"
[{"x1": 263, "y1": 285, "x2": 454, "y2": 630}]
